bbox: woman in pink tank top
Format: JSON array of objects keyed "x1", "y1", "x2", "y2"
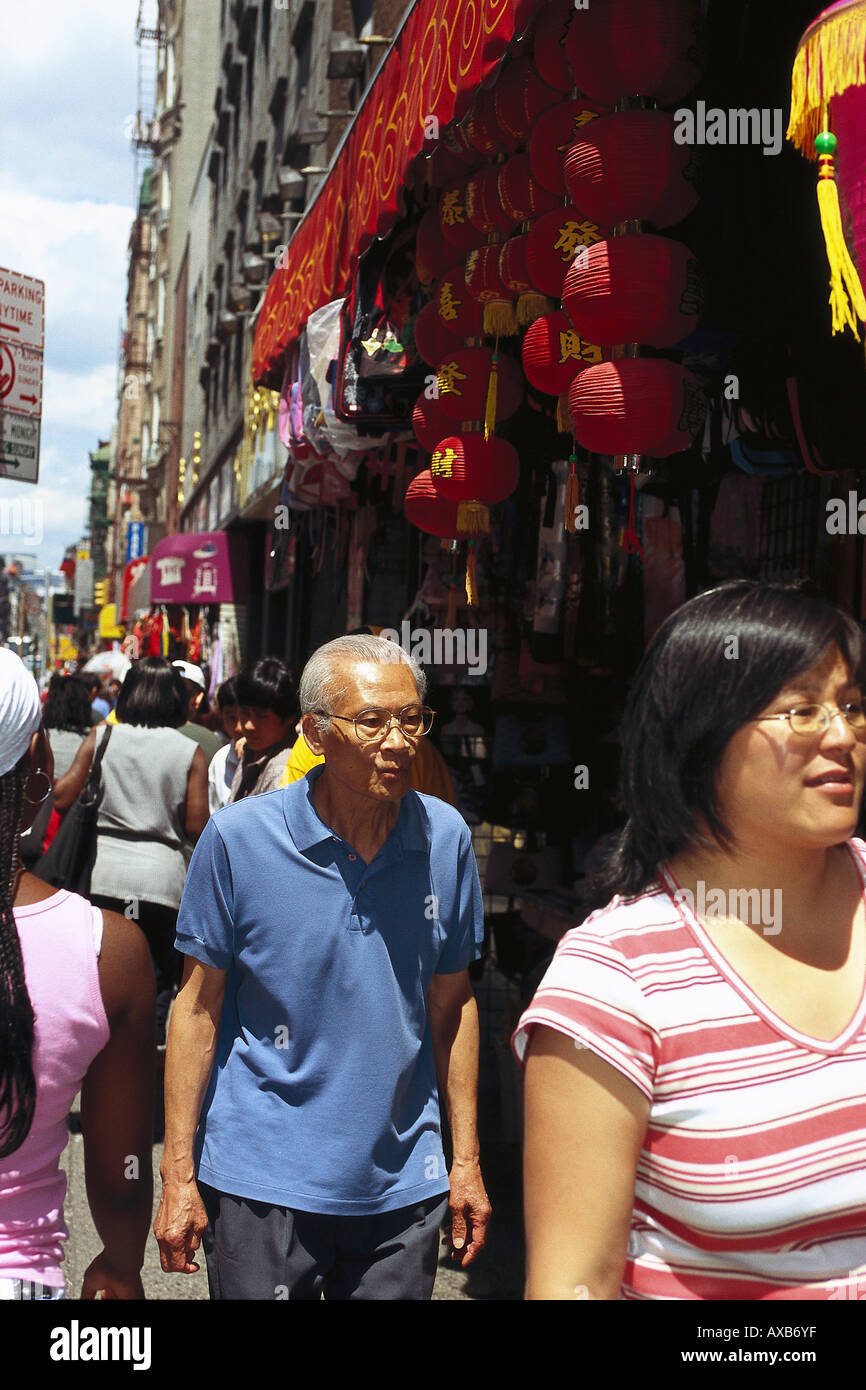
[{"x1": 0, "y1": 649, "x2": 155, "y2": 1299}]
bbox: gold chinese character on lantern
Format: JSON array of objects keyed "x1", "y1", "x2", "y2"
[
  {"x1": 440, "y1": 189, "x2": 466, "y2": 227},
  {"x1": 556, "y1": 109, "x2": 600, "y2": 150},
  {"x1": 437, "y1": 360, "x2": 467, "y2": 396},
  {"x1": 431, "y1": 447, "x2": 457, "y2": 479},
  {"x1": 558, "y1": 331, "x2": 603, "y2": 365},
  {"x1": 438, "y1": 282, "x2": 460, "y2": 322},
  {"x1": 554, "y1": 219, "x2": 600, "y2": 262}
]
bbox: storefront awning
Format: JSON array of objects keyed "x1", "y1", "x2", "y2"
[
  {"x1": 150, "y1": 532, "x2": 248, "y2": 606},
  {"x1": 252, "y1": 0, "x2": 520, "y2": 382}
]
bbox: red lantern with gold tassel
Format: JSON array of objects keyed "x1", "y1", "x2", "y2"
[
  {"x1": 435, "y1": 348, "x2": 524, "y2": 423},
  {"x1": 563, "y1": 110, "x2": 699, "y2": 232},
  {"x1": 498, "y1": 154, "x2": 560, "y2": 225},
  {"x1": 494, "y1": 54, "x2": 562, "y2": 150},
  {"x1": 416, "y1": 208, "x2": 455, "y2": 284},
  {"x1": 430, "y1": 432, "x2": 521, "y2": 534},
  {"x1": 532, "y1": 0, "x2": 576, "y2": 93},
  {"x1": 465, "y1": 245, "x2": 519, "y2": 337},
  {"x1": 435, "y1": 268, "x2": 485, "y2": 338},
  {"x1": 414, "y1": 300, "x2": 461, "y2": 367},
  {"x1": 412, "y1": 392, "x2": 460, "y2": 451},
  {"x1": 561, "y1": 235, "x2": 705, "y2": 348},
  {"x1": 439, "y1": 179, "x2": 488, "y2": 252},
  {"x1": 529, "y1": 100, "x2": 607, "y2": 196},
  {"x1": 568, "y1": 358, "x2": 706, "y2": 457},
  {"x1": 525, "y1": 206, "x2": 602, "y2": 299},
  {"x1": 521, "y1": 309, "x2": 602, "y2": 394},
  {"x1": 404, "y1": 469, "x2": 471, "y2": 538},
  {"x1": 466, "y1": 166, "x2": 515, "y2": 234},
  {"x1": 564, "y1": 0, "x2": 706, "y2": 107}
]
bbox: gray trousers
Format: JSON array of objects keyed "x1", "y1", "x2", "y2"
[{"x1": 199, "y1": 1182, "x2": 449, "y2": 1301}]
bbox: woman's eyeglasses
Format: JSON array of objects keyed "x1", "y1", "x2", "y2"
[
  {"x1": 755, "y1": 701, "x2": 866, "y2": 737},
  {"x1": 322, "y1": 706, "x2": 435, "y2": 742}
]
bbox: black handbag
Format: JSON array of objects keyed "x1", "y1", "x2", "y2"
[{"x1": 34, "y1": 725, "x2": 113, "y2": 895}]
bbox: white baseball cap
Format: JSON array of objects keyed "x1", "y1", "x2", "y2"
[{"x1": 172, "y1": 660, "x2": 206, "y2": 691}]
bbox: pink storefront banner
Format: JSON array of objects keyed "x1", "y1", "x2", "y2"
[{"x1": 150, "y1": 531, "x2": 248, "y2": 605}]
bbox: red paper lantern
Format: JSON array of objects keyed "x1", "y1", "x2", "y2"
[
  {"x1": 568, "y1": 358, "x2": 706, "y2": 456},
  {"x1": 525, "y1": 206, "x2": 602, "y2": 297},
  {"x1": 434, "y1": 268, "x2": 485, "y2": 338},
  {"x1": 465, "y1": 245, "x2": 519, "y2": 337},
  {"x1": 463, "y1": 85, "x2": 502, "y2": 158},
  {"x1": 521, "y1": 309, "x2": 603, "y2": 394},
  {"x1": 498, "y1": 153, "x2": 560, "y2": 225},
  {"x1": 529, "y1": 100, "x2": 607, "y2": 196},
  {"x1": 494, "y1": 55, "x2": 561, "y2": 149},
  {"x1": 439, "y1": 180, "x2": 487, "y2": 252},
  {"x1": 499, "y1": 236, "x2": 533, "y2": 294},
  {"x1": 466, "y1": 166, "x2": 514, "y2": 234},
  {"x1": 416, "y1": 208, "x2": 454, "y2": 283},
  {"x1": 414, "y1": 299, "x2": 460, "y2": 366},
  {"x1": 563, "y1": 110, "x2": 699, "y2": 232},
  {"x1": 435, "y1": 348, "x2": 524, "y2": 422},
  {"x1": 404, "y1": 469, "x2": 470, "y2": 538},
  {"x1": 564, "y1": 0, "x2": 706, "y2": 107},
  {"x1": 532, "y1": 0, "x2": 575, "y2": 93},
  {"x1": 431, "y1": 433, "x2": 521, "y2": 504},
  {"x1": 412, "y1": 392, "x2": 459, "y2": 451},
  {"x1": 562, "y1": 235, "x2": 704, "y2": 348}
]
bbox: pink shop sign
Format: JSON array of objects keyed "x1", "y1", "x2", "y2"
[{"x1": 150, "y1": 531, "x2": 248, "y2": 605}]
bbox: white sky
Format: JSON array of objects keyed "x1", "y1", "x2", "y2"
[{"x1": 0, "y1": 0, "x2": 139, "y2": 570}]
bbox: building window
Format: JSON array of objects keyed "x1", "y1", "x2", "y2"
[
  {"x1": 262, "y1": 0, "x2": 271, "y2": 52},
  {"x1": 292, "y1": 3, "x2": 314, "y2": 100}
]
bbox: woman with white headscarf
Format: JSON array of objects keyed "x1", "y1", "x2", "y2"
[{"x1": 0, "y1": 649, "x2": 154, "y2": 1299}]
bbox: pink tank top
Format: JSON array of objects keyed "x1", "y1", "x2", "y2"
[{"x1": 0, "y1": 890, "x2": 109, "y2": 1285}]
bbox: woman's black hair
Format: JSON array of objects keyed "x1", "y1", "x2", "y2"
[
  {"x1": 216, "y1": 678, "x2": 237, "y2": 710},
  {"x1": 587, "y1": 581, "x2": 866, "y2": 910},
  {"x1": 0, "y1": 752, "x2": 36, "y2": 1157},
  {"x1": 235, "y1": 658, "x2": 295, "y2": 719},
  {"x1": 41, "y1": 673, "x2": 93, "y2": 734},
  {"x1": 115, "y1": 656, "x2": 188, "y2": 729}
]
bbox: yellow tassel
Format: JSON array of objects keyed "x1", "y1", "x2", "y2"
[
  {"x1": 457, "y1": 500, "x2": 490, "y2": 535},
  {"x1": 483, "y1": 299, "x2": 518, "y2": 337},
  {"x1": 465, "y1": 547, "x2": 478, "y2": 607},
  {"x1": 517, "y1": 291, "x2": 554, "y2": 325},
  {"x1": 787, "y1": 5, "x2": 866, "y2": 154},
  {"x1": 817, "y1": 152, "x2": 866, "y2": 336},
  {"x1": 445, "y1": 581, "x2": 458, "y2": 630},
  {"x1": 484, "y1": 352, "x2": 499, "y2": 441},
  {"x1": 565, "y1": 464, "x2": 580, "y2": 534},
  {"x1": 556, "y1": 392, "x2": 572, "y2": 434}
]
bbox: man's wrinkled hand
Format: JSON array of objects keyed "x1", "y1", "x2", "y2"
[
  {"x1": 444, "y1": 1159, "x2": 492, "y2": 1267},
  {"x1": 153, "y1": 1178, "x2": 208, "y2": 1274}
]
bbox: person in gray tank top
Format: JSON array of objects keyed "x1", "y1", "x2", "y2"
[{"x1": 54, "y1": 659, "x2": 209, "y2": 1056}]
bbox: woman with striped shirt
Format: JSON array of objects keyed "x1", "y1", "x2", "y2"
[{"x1": 516, "y1": 581, "x2": 866, "y2": 1300}]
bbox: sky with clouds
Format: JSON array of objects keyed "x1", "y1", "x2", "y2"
[{"x1": 0, "y1": 0, "x2": 140, "y2": 572}]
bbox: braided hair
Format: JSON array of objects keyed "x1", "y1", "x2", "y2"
[{"x1": 0, "y1": 755, "x2": 36, "y2": 1158}]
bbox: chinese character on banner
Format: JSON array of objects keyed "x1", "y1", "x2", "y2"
[
  {"x1": 156, "y1": 556, "x2": 185, "y2": 587},
  {"x1": 192, "y1": 562, "x2": 219, "y2": 598}
]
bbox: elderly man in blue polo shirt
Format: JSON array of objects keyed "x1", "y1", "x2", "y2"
[{"x1": 154, "y1": 633, "x2": 491, "y2": 1299}]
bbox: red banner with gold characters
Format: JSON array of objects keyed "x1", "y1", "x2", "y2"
[{"x1": 252, "y1": 0, "x2": 518, "y2": 383}]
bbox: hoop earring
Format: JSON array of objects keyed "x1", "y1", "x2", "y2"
[{"x1": 23, "y1": 769, "x2": 52, "y2": 805}]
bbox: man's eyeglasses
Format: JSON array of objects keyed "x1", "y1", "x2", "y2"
[
  {"x1": 323, "y1": 705, "x2": 436, "y2": 742},
  {"x1": 755, "y1": 701, "x2": 866, "y2": 737}
]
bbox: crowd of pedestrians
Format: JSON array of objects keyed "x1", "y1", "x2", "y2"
[{"x1": 1, "y1": 583, "x2": 866, "y2": 1301}]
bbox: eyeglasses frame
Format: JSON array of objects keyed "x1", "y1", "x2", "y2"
[
  {"x1": 317, "y1": 704, "x2": 436, "y2": 742},
  {"x1": 753, "y1": 701, "x2": 866, "y2": 737}
]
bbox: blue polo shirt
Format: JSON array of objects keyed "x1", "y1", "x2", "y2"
[{"x1": 175, "y1": 766, "x2": 484, "y2": 1215}]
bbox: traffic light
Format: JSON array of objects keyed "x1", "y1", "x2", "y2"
[{"x1": 93, "y1": 580, "x2": 108, "y2": 608}]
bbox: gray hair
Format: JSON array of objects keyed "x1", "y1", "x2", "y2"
[{"x1": 299, "y1": 634, "x2": 427, "y2": 734}]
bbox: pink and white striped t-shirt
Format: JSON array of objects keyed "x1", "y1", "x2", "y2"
[{"x1": 513, "y1": 839, "x2": 866, "y2": 1300}]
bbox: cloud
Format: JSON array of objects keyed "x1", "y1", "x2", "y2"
[{"x1": 43, "y1": 362, "x2": 118, "y2": 435}]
